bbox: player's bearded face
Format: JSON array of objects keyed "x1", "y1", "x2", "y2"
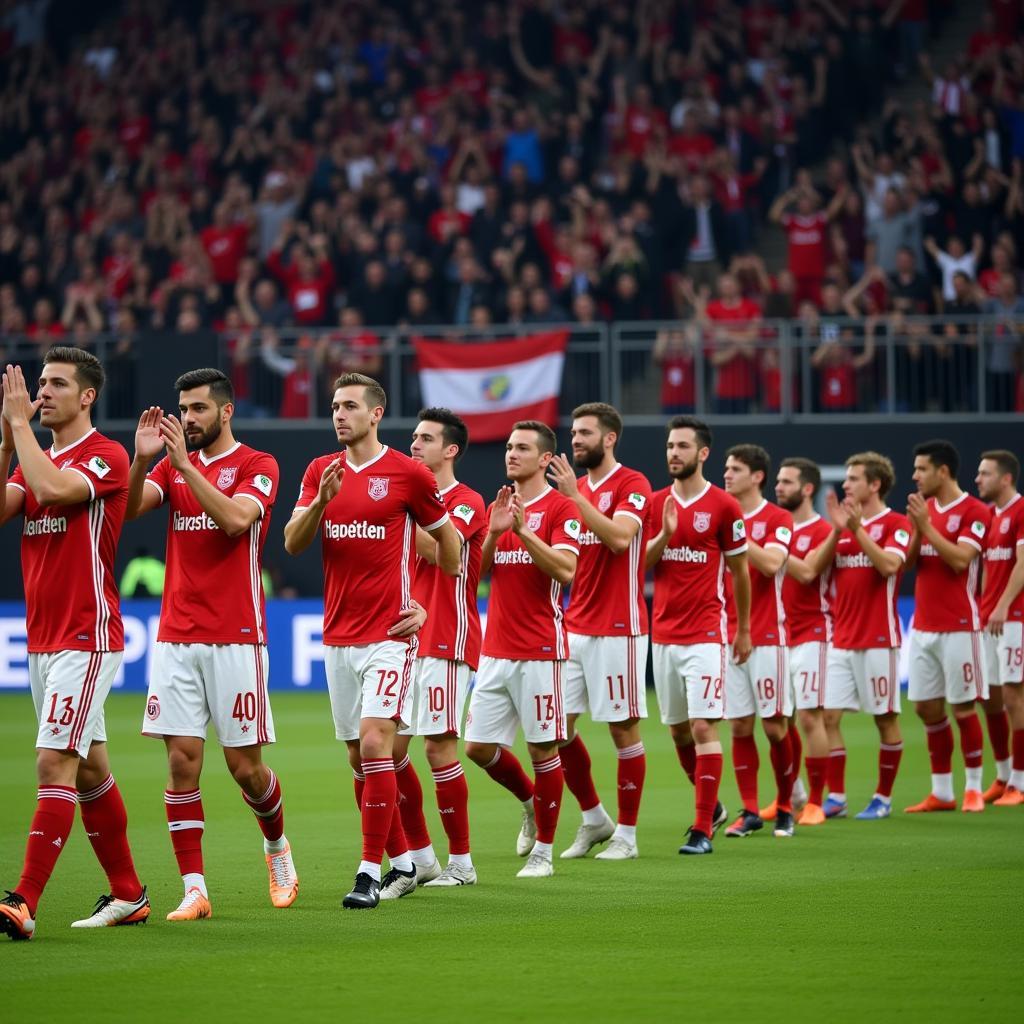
[
  {"x1": 572, "y1": 435, "x2": 604, "y2": 470},
  {"x1": 975, "y1": 462, "x2": 999, "y2": 501},
  {"x1": 184, "y1": 416, "x2": 222, "y2": 450},
  {"x1": 775, "y1": 475, "x2": 804, "y2": 511},
  {"x1": 668, "y1": 449, "x2": 699, "y2": 479}
]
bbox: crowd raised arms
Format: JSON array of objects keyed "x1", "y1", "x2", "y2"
[{"x1": 2, "y1": 352, "x2": 1023, "y2": 936}]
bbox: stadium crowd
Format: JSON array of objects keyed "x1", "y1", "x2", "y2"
[{"x1": 0, "y1": 0, "x2": 1023, "y2": 416}]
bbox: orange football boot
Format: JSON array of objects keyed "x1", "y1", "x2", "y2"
[
  {"x1": 758, "y1": 800, "x2": 777, "y2": 821},
  {"x1": 166, "y1": 887, "x2": 212, "y2": 921},
  {"x1": 961, "y1": 789, "x2": 985, "y2": 813},
  {"x1": 266, "y1": 842, "x2": 299, "y2": 908},
  {"x1": 797, "y1": 803, "x2": 826, "y2": 826},
  {"x1": 0, "y1": 892, "x2": 34, "y2": 940},
  {"x1": 904, "y1": 793, "x2": 956, "y2": 813},
  {"x1": 993, "y1": 785, "x2": 1024, "y2": 807},
  {"x1": 982, "y1": 779, "x2": 1006, "y2": 804}
]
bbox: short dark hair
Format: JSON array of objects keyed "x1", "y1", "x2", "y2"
[
  {"x1": 572, "y1": 402, "x2": 623, "y2": 441},
  {"x1": 726, "y1": 443, "x2": 771, "y2": 484},
  {"x1": 980, "y1": 449, "x2": 1020, "y2": 484},
  {"x1": 418, "y1": 407, "x2": 469, "y2": 462},
  {"x1": 334, "y1": 372, "x2": 387, "y2": 411},
  {"x1": 780, "y1": 457, "x2": 821, "y2": 497},
  {"x1": 174, "y1": 367, "x2": 233, "y2": 406},
  {"x1": 44, "y1": 346, "x2": 104, "y2": 399},
  {"x1": 512, "y1": 420, "x2": 557, "y2": 455},
  {"x1": 666, "y1": 415, "x2": 712, "y2": 451},
  {"x1": 914, "y1": 439, "x2": 959, "y2": 478},
  {"x1": 846, "y1": 451, "x2": 896, "y2": 498}
]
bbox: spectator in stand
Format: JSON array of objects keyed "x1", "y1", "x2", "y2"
[
  {"x1": 267, "y1": 230, "x2": 336, "y2": 327},
  {"x1": 983, "y1": 273, "x2": 1024, "y2": 412},
  {"x1": 866, "y1": 188, "x2": 924, "y2": 275},
  {"x1": 692, "y1": 273, "x2": 762, "y2": 415},
  {"x1": 925, "y1": 234, "x2": 985, "y2": 304},
  {"x1": 653, "y1": 326, "x2": 696, "y2": 414},
  {"x1": 809, "y1": 284, "x2": 877, "y2": 413},
  {"x1": 769, "y1": 182, "x2": 848, "y2": 307}
]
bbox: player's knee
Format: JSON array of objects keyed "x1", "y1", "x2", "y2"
[
  {"x1": 166, "y1": 746, "x2": 201, "y2": 786},
  {"x1": 669, "y1": 722, "x2": 693, "y2": 746},
  {"x1": 464, "y1": 741, "x2": 493, "y2": 766},
  {"x1": 36, "y1": 748, "x2": 78, "y2": 787},
  {"x1": 423, "y1": 737, "x2": 457, "y2": 768},
  {"x1": 609, "y1": 719, "x2": 639, "y2": 746}
]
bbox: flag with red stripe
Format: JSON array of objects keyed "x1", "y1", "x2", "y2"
[{"x1": 413, "y1": 331, "x2": 569, "y2": 441}]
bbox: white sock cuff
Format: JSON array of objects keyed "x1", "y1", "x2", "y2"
[
  {"x1": 484, "y1": 748, "x2": 502, "y2": 769},
  {"x1": 394, "y1": 754, "x2": 412, "y2": 772},
  {"x1": 617, "y1": 742, "x2": 645, "y2": 760},
  {"x1": 532, "y1": 755, "x2": 562, "y2": 774},
  {"x1": 78, "y1": 774, "x2": 115, "y2": 802},
  {"x1": 431, "y1": 763, "x2": 465, "y2": 782}
]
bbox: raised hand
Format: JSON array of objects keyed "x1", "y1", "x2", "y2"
[
  {"x1": 1, "y1": 364, "x2": 41, "y2": 427},
  {"x1": 546, "y1": 453, "x2": 580, "y2": 498},
  {"x1": 135, "y1": 406, "x2": 165, "y2": 461},
  {"x1": 906, "y1": 492, "x2": 929, "y2": 531},
  {"x1": 510, "y1": 491, "x2": 526, "y2": 534},
  {"x1": 158, "y1": 414, "x2": 190, "y2": 471},
  {"x1": 825, "y1": 489, "x2": 847, "y2": 532},
  {"x1": 318, "y1": 458, "x2": 344, "y2": 506},
  {"x1": 489, "y1": 486, "x2": 515, "y2": 534},
  {"x1": 662, "y1": 493, "x2": 678, "y2": 537}
]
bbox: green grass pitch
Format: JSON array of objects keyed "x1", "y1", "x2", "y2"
[{"x1": 2, "y1": 692, "x2": 1019, "y2": 1023}]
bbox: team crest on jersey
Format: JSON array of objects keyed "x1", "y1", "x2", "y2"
[
  {"x1": 869, "y1": 524, "x2": 884, "y2": 541},
  {"x1": 1001, "y1": 517, "x2": 1011, "y2": 535},
  {"x1": 751, "y1": 521, "x2": 766, "y2": 540},
  {"x1": 797, "y1": 534, "x2": 811, "y2": 551},
  {"x1": 693, "y1": 511, "x2": 711, "y2": 533},
  {"x1": 368, "y1": 477, "x2": 389, "y2": 501},
  {"x1": 947, "y1": 515, "x2": 961, "y2": 532},
  {"x1": 527, "y1": 511, "x2": 544, "y2": 531},
  {"x1": 598, "y1": 492, "x2": 613, "y2": 513},
  {"x1": 217, "y1": 467, "x2": 237, "y2": 490}
]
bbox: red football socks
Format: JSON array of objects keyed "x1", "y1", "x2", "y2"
[
  {"x1": 805, "y1": 755, "x2": 828, "y2": 806},
  {"x1": 78, "y1": 775, "x2": 142, "y2": 901},
  {"x1": 531, "y1": 754, "x2": 564, "y2": 844},
  {"x1": 924, "y1": 718, "x2": 954, "y2": 774},
  {"x1": 985, "y1": 710, "x2": 1010, "y2": 763},
  {"x1": 432, "y1": 762, "x2": 471, "y2": 856},
  {"x1": 482, "y1": 747, "x2": 534, "y2": 803},
  {"x1": 241, "y1": 768, "x2": 285, "y2": 842},
  {"x1": 16, "y1": 786, "x2": 77, "y2": 913},
  {"x1": 877, "y1": 742, "x2": 903, "y2": 798},
  {"x1": 394, "y1": 754, "x2": 432, "y2": 851},
  {"x1": 360, "y1": 759, "x2": 397, "y2": 865},
  {"x1": 955, "y1": 713, "x2": 984, "y2": 769},
  {"x1": 731, "y1": 734, "x2": 760, "y2": 812},
  {"x1": 827, "y1": 746, "x2": 847, "y2": 795},
  {"x1": 616, "y1": 742, "x2": 646, "y2": 826},
  {"x1": 559, "y1": 733, "x2": 601, "y2": 812},
  {"x1": 693, "y1": 752, "x2": 723, "y2": 835},
  {"x1": 675, "y1": 741, "x2": 697, "y2": 785},
  {"x1": 769, "y1": 732, "x2": 794, "y2": 812},
  {"x1": 165, "y1": 788, "x2": 204, "y2": 877}
]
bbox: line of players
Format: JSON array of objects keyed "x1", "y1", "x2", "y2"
[{"x1": 1, "y1": 348, "x2": 1021, "y2": 935}]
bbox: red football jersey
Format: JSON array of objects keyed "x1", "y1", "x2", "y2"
[
  {"x1": 726, "y1": 499, "x2": 793, "y2": 646},
  {"x1": 830, "y1": 508, "x2": 910, "y2": 649},
  {"x1": 914, "y1": 493, "x2": 991, "y2": 633},
  {"x1": 981, "y1": 493, "x2": 1024, "y2": 624},
  {"x1": 416, "y1": 480, "x2": 486, "y2": 668},
  {"x1": 147, "y1": 442, "x2": 278, "y2": 645},
  {"x1": 296, "y1": 446, "x2": 449, "y2": 646},
  {"x1": 651, "y1": 482, "x2": 747, "y2": 645},
  {"x1": 10, "y1": 429, "x2": 127, "y2": 653},
  {"x1": 565, "y1": 464, "x2": 653, "y2": 637},
  {"x1": 781, "y1": 212, "x2": 828, "y2": 279},
  {"x1": 783, "y1": 515, "x2": 834, "y2": 646},
  {"x1": 481, "y1": 487, "x2": 582, "y2": 661}
]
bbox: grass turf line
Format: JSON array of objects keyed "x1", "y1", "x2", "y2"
[{"x1": 1, "y1": 692, "x2": 1018, "y2": 1023}]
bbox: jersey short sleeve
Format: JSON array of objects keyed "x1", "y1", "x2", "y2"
[
  {"x1": 765, "y1": 514, "x2": 792, "y2": 555},
  {"x1": 8, "y1": 463, "x2": 25, "y2": 492},
  {"x1": 549, "y1": 499, "x2": 583, "y2": 553},
  {"x1": 613, "y1": 475, "x2": 653, "y2": 527},
  {"x1": 145, "y1": 455, "x2": 171, "y2": 504},
  {"x1": 449, "y1": 491, "x2": 485, "y2": 543},
  {"x1": 233, "y1": 452, "x2": 279, "y2": 518},
  {"x1": 295, "y1": 457, "x2": 325, "y2": 511},
  {"x1": 719, "y1": 496, "x2": 748, "y2": 556},
  {"x1": 67, "y1": 443, "x2": 127, "y2": 501},
  {"x1": 883, "y1": 515, "x2": 912, "y2": 560},
  {"x1": 408, "y1": 461, "x2": 449, "y2": 530},
  {"x1": 957, "y1": 504, "x2": 991, "y2": 552}
]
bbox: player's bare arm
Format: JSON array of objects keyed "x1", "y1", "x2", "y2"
[
  {"x1": 283, "y1": 459, "x2": 343, "y2": 554},
  {"x1": 510, "y1": 492, "x2": 577, "y2": 585},
  {"x1": 415, "y1": 524, "x2": 439, "y2": 563},
  {"x1": 547, "y1": 453, "x2": 639, "y2": 554},
  {"x1": 745, "y1": 535, "x2": 787, "y2": 577},
  {"x1": 126, "y1": 406, "x2": 166, "y2": 519},
  {"x1": 0, "y1": 393, "x2": 25, "y2": 526},
  {"x1": 386, "y1": 598, "x2": 427, "y2": 638},
  {"x1": 801, "y1": 490, "x2": 845, "y2": 578},
  {"x1": 988, "y1": 546, "x2": 1024, "y2": 636},
  {"x1": 726, "y1": 550, "x2": 752, "y2": 665},
  {"x1": 1, "y1": 364, "x2": 90, "y2": 507},
  {"x1": 907, "y1": 491, "x2": 976, "y2": 573},
  {"x1": 645, "y1": 491, "x2": 677, "y2": 569},
  {"x1": 159, "y1": 414, "x2": 261, "y2": 538},
  {"x1": 481, "y1": 485, "x2": 514, "y2": 573},
  {"x1": 428, "y1": 518, "x2": 462, "y2": 576}
]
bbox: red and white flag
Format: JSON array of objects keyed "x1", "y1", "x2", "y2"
[{"x1": 413, "y1": 331, "x2": 568, "y2": 441}]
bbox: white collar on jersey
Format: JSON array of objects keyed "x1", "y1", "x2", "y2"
[
  {"x1": 522, "y1": 485, "x2": 552, "y2": 508},
  {"x1": 199, "y1": 440, "x2": 241, "y2": 466},
  {"x1": 744, "y1": 497, "x2": 768, "y2": 519},
  {"x1": 934, "y1": 491, "x2": 967, "y2": 514},
  {"x1": 50, "y1": 426, "x2": 96, "y2": 458},
  {"x1": 345, "y1": 445, "x2": 388, "y2": 473},
  {"x1": 860, "y1": 507, "x2": 891, "y2": 526},
  {"x1": 438, "y1": 480, "x2": 460, "y2": 495},
  {"x1": 793, "y1": 514, "x2": 822, "y2": 531},
  {"x1": 585, "y1": 462, "x2": 621, "y2": 490},
  {"x1": 996, "y1": 492, "x2": 1021, "y2": 514},
  {"x1": 671, "y1": 480, "x2": 710, "y2": 509}
]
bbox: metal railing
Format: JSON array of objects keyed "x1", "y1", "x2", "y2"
[{"x1": 2, "y1": 314, "x2": 1021, "y2": 426}]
